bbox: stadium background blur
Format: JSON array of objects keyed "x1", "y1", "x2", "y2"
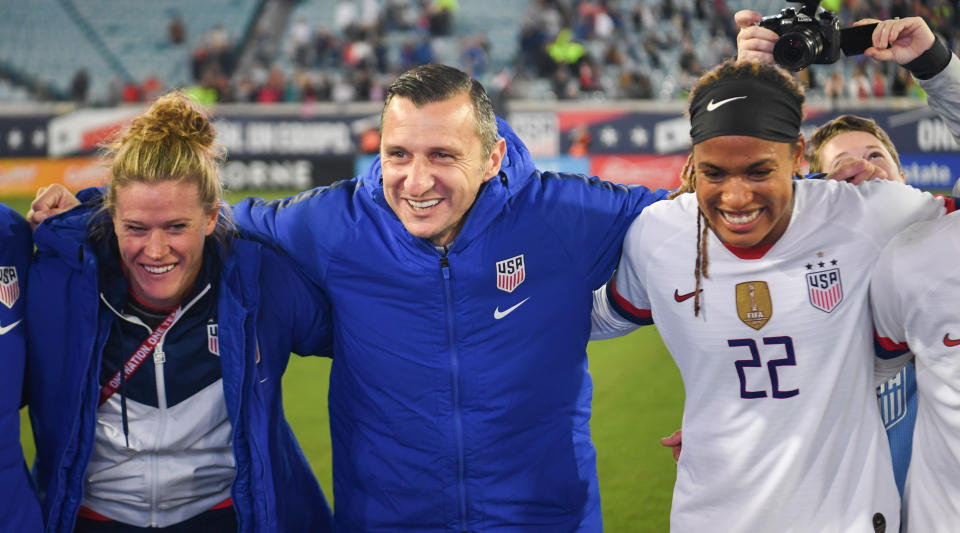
[{"x1": 2, "y1": 0, "x2": 958, "y2": 530}]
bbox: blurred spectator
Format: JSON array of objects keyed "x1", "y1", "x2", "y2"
[
  {"x1": 568, "y1": 125, "x2": 591, "y2": 156},
  {"x1": 344, "y1": 37, "x2": 375, "y2": 68},
  {"x1": 352, "y1": 66, "x2": 374, "y2": 101},
  {"x1": 121, "y1": 81, "x2": 142, "y2": 103},
  {"x1": 290, "y1": 16, "x2": 314, "y2": 68},
  {"x1": 547, "y1": 29, "x2": 586, "y2": 72},
  {"x1": 401, "y1": 35, "x2": 434, "y2": 69},
  {"x1": 578, "y1": 57, "x2": 602, "y2": 92},
  {"x1": 825, "y1": 71, "x2": 845, "y2": 101},
  {"x1": 70, "y1": 69, "x2": 89, "y2": 104},
  {"x1": 519, "y1": 22, "x2": 554, "y2": 77},
  {"x1": 427, "y1": 0, "x2": 457, "y2": 37},
  {"x1": 256, "y1": 66, "x2": 287, "y2": 103},
  {"x1": 871, "y1": 67, "x2": 887, "y2": 97},
  {"x1": 315, "y1": 28, "x2": 343, "y2": 68},
  {"x1": 460, "y1": 34, "x2": 490, "y2": 78},
  {"x1": 385, "y1": 0, "x2": 418, "y2": 30},
  {"x1": 251, "y1": 21, "x2": 278, "y2": 66},
  {"x1": 141, "y1": 75, "x2": 164, "y2": 102},
  {"x1": 108, "y1": 77, "x2": 123, "y2": 106},
  {"x1": 552, "y1": 67, "x2": 579, "y2": 99},
  {"x1": 848, "y1": 65, "x2": 871, "y2": 99},
  {"x1": 890, "y1": 67, "x2": 913, "y2": 97},
  {"x1": 168, "y1": 13, "x2": 186, "y2": 45},
  {"x1": 233, "y1": 74, "x2": 258, "y2": 102},
  {"x1": 335, "y1": 0, "x2": 360, "y2": 39},
  {"x1": 619, "y1": 70, "x2": 653, "y2": 99}
]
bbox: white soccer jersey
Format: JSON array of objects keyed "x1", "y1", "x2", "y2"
[
  {"x1": 610, "y1": 179, "x2": 946, "y2": 532},
  {"x1": 871, "y1": 211, "x2": 960, "y2": 533}
]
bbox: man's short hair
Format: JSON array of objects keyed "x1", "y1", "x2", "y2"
[{"x1": 381, "y1": 64, "x2": 498, "y2": 158}]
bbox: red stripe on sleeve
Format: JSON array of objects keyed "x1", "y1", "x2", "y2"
[
  {"x1": 610, "y1": 277, "x2": 652, "y2": 320},
  {"x1": 944, "y1": 196, "x2": 956, "y2": 213},
  {"x1": 874, "y1": 332, "x2": 908, "y2": 352}
]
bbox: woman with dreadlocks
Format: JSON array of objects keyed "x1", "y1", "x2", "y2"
[{"x1": 591, "y1": 58, "x2": 957, "y2": 532}]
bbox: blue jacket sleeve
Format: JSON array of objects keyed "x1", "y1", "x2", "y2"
[
  {"x1": 538, "y1": 173, "x2": 669, "y2": 289},
  {"x1": 232, "y1": 184, "x2": 356, "y2": 285},
  {"x1": 256, "y1": 246, "x2": 334, "y2": 359},
  {"x1": 0, "y1": 203, "x2": 43, "y2": 532}
]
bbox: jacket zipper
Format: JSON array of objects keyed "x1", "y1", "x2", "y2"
[
  {"x1": 99, "y1": 285, "x2": 211, "y2": 527},
  {"x1": 440, "y1": 253, "x2": 468, "y2": 532},
  {"x1": 151, "y1": 339, "x2": 167, "y2": 527}
]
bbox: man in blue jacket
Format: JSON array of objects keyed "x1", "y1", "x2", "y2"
[
  {"x1": 30, "y1": 64, "x2": 668, "y2": 532},
  {"x1": 0, "y1": 203, "x2": 43, "y2": 532},
  {"x1": 232, "y1": 64, "x2": 667, "y2": 532}
]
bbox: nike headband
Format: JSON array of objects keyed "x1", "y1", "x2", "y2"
[{"x1": 689, "y1": 78, "x2": 803, "y2": 145}]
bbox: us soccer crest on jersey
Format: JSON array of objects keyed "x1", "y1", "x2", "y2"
[
  {"x1": 805, "y1": 255, "x2": 843, "y2": 313},
  {"x1": 496, "y1": 254, "x2": 525, "y2": 293},
  {"x1": 0, "y1": 266, "x2": 19, "y2": 309}
]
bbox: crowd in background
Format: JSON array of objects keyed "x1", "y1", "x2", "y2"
[{"x1": 23, "y1": 0, "x2": 960, "y2": 106}]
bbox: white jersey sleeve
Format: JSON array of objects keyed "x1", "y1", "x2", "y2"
[
  {"x1": 870, "y1": 221, "x2": 915, "y2": 385},
  {"x1": 606, "y1": 208, "x2": 656, "y2": 326},
  {"x1": 867, "y1": 211, "x2": 960, "y2": 532},
  {"x1": 853, "y1": 179, "x2": 947, "y2": 250},
  {"x1": 589, "y1": 284, "x2": 641, "y2": 340}
]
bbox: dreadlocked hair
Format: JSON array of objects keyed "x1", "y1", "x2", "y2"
[{"x1": 682, "y1": 59, "x2": 805, "y2": 316}]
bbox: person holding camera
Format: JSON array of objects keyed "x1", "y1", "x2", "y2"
[
  {"x1": 588, "y1": 54, "x2": 960, "y2": 531},
  {"x1": 659, "y1": 9, "x2": 960, "y2": 477},
  {"x1": 739, "y1": 8, "x2": 960, "y2": 498},
  {"x1": 737, "y1": 12, "x2": 960, "y2": 138}
]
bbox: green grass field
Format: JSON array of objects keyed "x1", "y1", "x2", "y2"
[{"x1": 6, "y1": 191, "x2": 684, "y2": 531}]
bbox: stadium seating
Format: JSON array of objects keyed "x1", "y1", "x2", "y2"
[{"x1": 0, "y1": 0, "x2": 259, "y2": 104}]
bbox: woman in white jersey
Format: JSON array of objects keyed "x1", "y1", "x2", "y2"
[
  {"x1": 658, "y1": 16, "x2": 960, "y2": 515},
  {"x1": 592, "y1": 58, "x2": 954, "y2": 532}
]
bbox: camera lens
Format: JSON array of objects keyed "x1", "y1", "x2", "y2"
[{"x1": 773, "y1": 27, "x2": 822, "y2": 71}]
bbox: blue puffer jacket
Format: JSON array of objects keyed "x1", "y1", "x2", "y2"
[
  {"x1": 26, "y1": 190, "x2": 334, "y2": 533},
  {"x1": 233, "y1": 118, "x2": 668, "y2": 531},
  {"x1": 0, "y1": 204, "x2": 43, "y2": 532}
]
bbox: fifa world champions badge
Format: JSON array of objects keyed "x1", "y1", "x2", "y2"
[
  {"x1": 805, "y1": 255, "x2": 843, "y2": 313},
  {"x1": 0, "y1": 267, "x2": 19, "y2": 309},
  {"x1": 496, "y1": 254, "x2": 525, "y2": 293},
  {"x1": 735, "y1": 281, "x2": 772, "y2": 330}
]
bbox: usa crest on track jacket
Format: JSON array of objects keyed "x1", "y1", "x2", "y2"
[
  {"x1": 233, "y1": 118, "x2": 668, "y2": 531},
  {"x1": 26, "y1": 191, "x2": 334, "y2": 533}
]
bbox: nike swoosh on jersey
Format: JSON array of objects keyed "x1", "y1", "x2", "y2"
[
  {"x1": 0, "y1": 319, "x2": 22, "y2": 335},
  {"x1": 944, "y1": 333, "x2": 960, "y2": 347},
  {"x1": 494, "y1": 297, "x2": 530, "y2": 320},
  {"x1": 706, "y1": 96, "x2": 748, "y2": 111},
  {"x1": 674, "y1": 289, "x2": 699, "y2": 302}
]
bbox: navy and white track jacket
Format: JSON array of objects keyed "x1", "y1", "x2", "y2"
[
  {"x1": 26, "y1": 191, "x2": 334, "y2": 533},
  {"x1": 233, "y1": 118, "x2": 668, "y2": 532}
]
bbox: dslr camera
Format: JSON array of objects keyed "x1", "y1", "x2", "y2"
[{"x1": 759, "y1": 0, "x2": 876, "y2": 71}]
